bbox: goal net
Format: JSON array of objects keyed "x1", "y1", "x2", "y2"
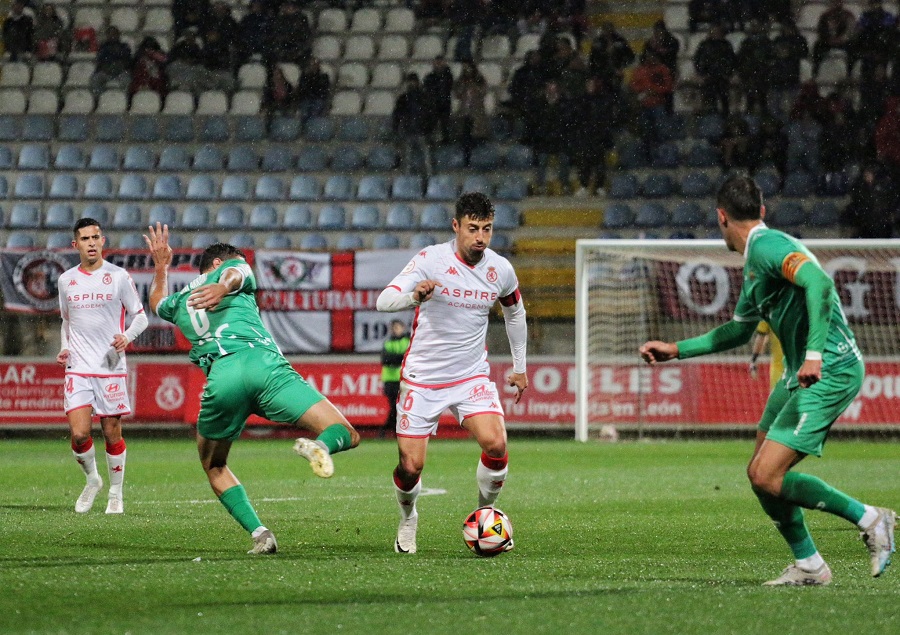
[{"x1": 574, "y1": 239, "x2": 900, "y2": 441}]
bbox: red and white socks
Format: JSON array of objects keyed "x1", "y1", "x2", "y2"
[
  {"x1": 393, "y1": 468, "x2": 421, "y2": 521},
  {"x1": 72, "y1": 438, "x2": 101, "y2": 487},
  {"x1": 105, "y1": 439, "x2": 127, "y2": 500},
  {"x1": 477, "y1": 452, "x2": 508, "y2": 508}
]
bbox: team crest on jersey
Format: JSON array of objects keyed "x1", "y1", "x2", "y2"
[
  {"x1": 401, "y1": 260, "x2": 416, "y2": 274},
  {"x1": 486, "y1": 267, "x2": 498, "y2": 283},
  {"x1": 102, "y1": 273, "x2": 112, "y2": 285}
]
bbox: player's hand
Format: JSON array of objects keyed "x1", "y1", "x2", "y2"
[
  {"x1": 507, "y1": 371, "x2": 528, "y2": 404},
  {"x1": 797, "y1": 359, "x2": 822, "y2": 388},
  {"x1": 56, "y1": 349, "x2": 69, "y2": 366},
  {"x1": 111, "y1": 334, "x2": 129, "y2": 353},
  {"x1": 413, "y1": 279, "x2": 442, "y2": 304},
  {"x1": 639, "y1": 341, "x2": 678, "y2": 364},
  {"x1": 188, "y1": 283, "x2": 228, "y2": 311},
  {"x1": 749, "y1": 361, "x2": 758, "y2": 379},
  {"x1": 144, "y1": 222, "x2": 173, "y2": 267}
]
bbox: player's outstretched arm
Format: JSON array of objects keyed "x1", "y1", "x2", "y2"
[
  {"x1": 639, "y1": 341, "x2": 679, "y2": 364},
  {"x1": 144, "y1": 222, "x2": 172, "y2": 314},
  {"x1": 376, "y1": 280, "x2": 443, "y2": 311}
]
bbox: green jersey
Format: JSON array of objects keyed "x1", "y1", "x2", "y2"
[
  {"x1": 156, "y1": 259, "x2": 281, "y2": 373},
  {"x1": 734, "y1": 224, "x2": 861, "y2": 386}
]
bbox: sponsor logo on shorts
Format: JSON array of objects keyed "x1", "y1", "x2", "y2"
[
  {"x1": 398, "y1": 415, "x2": 410, "y2": 430},
  {"x1": 486, "y1": 267, "x2": 498, "y2": 283},
  {"x1": 468, "y1": 384, "x2": 496, "y2": 401},
  {"x1": 106, "y1": 383, "x2": 120, "y2": 394}
]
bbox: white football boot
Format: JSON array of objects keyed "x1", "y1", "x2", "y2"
[
  {"x1": 75, "y1": 478, "x2": 103, "y2": 513},
  {"x1": 248, "y1": 529, "x2": 278, "y2": 555},
  {"x1": 394, "y1": 514, "x2": 418, "y2": 554},
  {"x1": 861, "y1": 507, "x2": 897, "y2": 577},
  {"x1": 293, "y1": 438, "x2": 334, "y2": 478},
  {"x1": 763, "y1": 563, "x2": 832, "y2": 586}
]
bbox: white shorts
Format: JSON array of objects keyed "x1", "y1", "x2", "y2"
[
  {"x1": 64, "y1": 374, "x2": 131, "y2": 418},
  {"x1": 396, "y1": 377, "x2": 504, "y2": 438}
]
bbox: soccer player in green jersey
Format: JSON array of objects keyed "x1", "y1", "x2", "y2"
[
  {"x1": 640, "y1": 175, "x2": 896, "y2": 586},
  {"x1": 144, "y1": 223, "x2": 360, "y2": 555}
]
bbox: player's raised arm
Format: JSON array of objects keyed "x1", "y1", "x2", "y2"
[{"x1": 144, "y1": 222, "x2": 172, "y2": 315}]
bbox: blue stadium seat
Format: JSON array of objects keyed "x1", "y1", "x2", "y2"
[
  {"x1": 680, "y1": 172, "x2": 713, "y2": 197},
  {"x1": 385, "y1": 204, "x2": 415, "y2": 230},
  {"x1": 0, "y1": 116, "x2": 18, "y2": 142},
  {"x1": 148, "y1": 204, "x2": 177, "y2": 227},
  {"x1": 470, "y1": 144, "x2": 502, "y2": 172},
  {"x1": 337, "y1": 116, "x2": 369, "y2": 142},
  {"x1": 493, "y1": 203, "x2": 520, "y2": 230},
  {"x1": 651, "y1": 142, "x2": 680, "y2": 169},
  {"x1": 255, "y1": 175, "x2": 285, "y2": 200},
  {"x1": 264, "y1": 234, "x2": 292, "y2": 249},
  {"x1": 229, "y1": 233, "x2": 256, "y2": 248},
  {"x1": 433, "y1": 145, "x2": 465, "y2": 171},
  {"x1": 603, "y1": 203, "x2": 634, "y2": 229},
  {"x1": 250, "y1": 205, "x2": 278, "y2": 230},
  {"x1": 420, "y1": 204, "x2": 449, "y2": 230},
  {"x1": 300, "y1": 233, "x2": 328, "y2": 250},
  {"x1": 755, "y1": 171, "x2": 781, "y2": 198},
  {"x1": 317, "y1": 204, "x2": 347, "y2": 229},
  {"x1": 297, "y1": 146, "x2": 328, "y2": 172},
  {"x1": 54, "y1": 146, "x2": 86, "y2": 170},
  {"x1": 366, "y1": 145, "x2": 397, "y2": 171},
  {"x1": 505, "y1": 144, "x2": 534, "y2": 170},
  {"x1": 657, "y1": 113, "x2": 686, "y2": 141},
  {"x1": 669, "y1": 230, "x2": 697, "y2": 239},
  {"x1": 128, "y1": 116, "x2": 161, "y2": 143},
  {"x1": 392, "y1": 176, "x2": 423, "y2": 200},
  {"x1": 221, "y1": 176, "x2": 251, "y2": 200},
  {"x1": 609, "y1": 174, "x2": 638, "y2": 199},
  {"x1": 158, "y1": 147, "x2": 191, "y2": 171},
  {"x1": 809, "y1": 201, "x2": 839, "y2": 227},
  {"x1": 9, "y1": 203, "x2": 41, "y2": 228},
  {"x1": 462, "y1": 175, "x2": 492, "y2": 195},
  {"x1": 118, "y1": 233, "x2": 146, "y2": 249},
  {"x1": 426, "y1": 175, "x2": 458, "y2": 201},
  {"x1": 283, "y1": 204, "x2": 313, "y2": 229},
  {"x1": 94, "y1": 115, "x2": 127, "y2": 143},
  {"x1": 47, "y1": 232, "x2": 74, "y2": 249},
  {"x1": 153, "y1": 176, "x2": 183, "y2": 200},
  {"x1": 494, "y1": 175, "x2": 527, "y2": 200},
  {"x1": 351, "y1": 204, "x2": 380, "y2": 229},
  {"x1": 289, "y1": 176, "x2": 321, "y2": 201},
  {"x1": 182, "y1": 204, "x2": 210, "y2": 229},
  {"x1": 227, "y1": 146, "x2": 259, "y2": 171},
  {"x1": 642, "y1": 174, "x2": 674, "y2": 198},
  {"x1": 0, "y1": 176, "x2": 6, "y2": 198},
  {"x1": 357, "y1": 175, "x2": 390, "y2": 201},
  {"x1": 57, "y1": 115, "x2": 89, "y2": 142},
  {"x1": 216, "y1": 205, "x2": 245, "y2": 229},
  {"x1": 14, "y1": 174, "x2": 45, "y2": 198},
  {"x1": 192, "y1": 232, "x2": 219, "y2": 249},
  {"x1": 187, "y1": 175, "x2": 216, "y2": 200},
  {"x1": 372, "y1": 233, "x2": 400, "y2": 249},
  {"x1": 331, "y1": 145, "x2": 365, "y2": 171},
  {"x1": 615, "y1": 139, "x2": 647, "y2": 169},
  {"x1": 113, "y1": 204, "x2": 143, "y2": 229},
  {"x1": 409, "y1": 233, "x2": 436, "y2": 249},
  {"x1": 304, "y1": 116, "x2": 334, "y2": 142},
  {"x1": 123, "y1": 146, "x2": 156, "y2": 171},
  {"x1": 323, "y1": 175, "x2": 353, "y2": 200},
  {"x1": 772, "y1": 201, "x2": 806, "y2": 227},
  {"x1": 671, "y1": 201, "x2": 705, "y2": 227},
  {"x1": 262, "y1": 146, "x2": 294, "y2": 172},
  {"x1": 88, "y1": 146, "x2": 119, "y2": 171},
  {"x1": 199, "y1": 116, "x2": 229, "y2": 142},
  {"x1": 336, "y1": 234, "x2": 364, "y2": 251},
  {"x1": 783, "y1": 171, "x2": 815, "y2": 197},
  {"x1": 270, "y1": 116, "x2": 302, "y2": 142},
  {"x1": 234, "y1": 116, "x2": 265, "y2": 142},
  {"x1": 49, "y1": 174, "x2": 79, "y2": 199},
  {"x1": 18, "y1": 144, "x2": 49, "y2": 170},
  {"x1": 490, "y1": 234, "x2": 511, "y2": 252},
  {"x1": 163, "y1": 116, "x2": 195, "y2": 142},
  {"x1": 45, "y1": 203, "x2": 75, "y2": 229},
  {"x1": 118, "y1": 175, "x2": 149, "y2": 200},
  {"x1": 80, "y1": 204, "x2": 109, "y2": 225},
  {"x1": 635, "y1": 202, "x2": 669, "y2": 228},
  {"x1": 22, "y1": 115, "x2": 54, "y2": 141},
  {"x1": 0, "y1": 145, "x2": 12, "y2": 169},
  {"x1": 6, "y1": 231, "x2": 36, "y2": 248},
  {"x1": 684, "y1": 142, "x2": 719, "y2": 168},
  {"x1": 193, "y1": 146, "x2": 225, "y2": 171},
  {"x1": 696, "y1": 113, "x2": 724, "y2": 141}
]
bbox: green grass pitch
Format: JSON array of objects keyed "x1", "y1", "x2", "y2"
[{"x1": 0, "y1": 438, "x2": 898, "y2": 635}]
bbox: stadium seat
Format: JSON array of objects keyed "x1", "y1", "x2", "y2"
[
  {"x1": 344, "y1": 35, "x2": 375, "y2": 61},
  {"x1": 755, "y1": 171, "x2": 781, "y2": 198},
  {"x1": 412, "y1": 35, "x2": 443, "y2": 59},
  {"x1": 230, "y1": 91, "x2": 261, "y2": 116},
  {"x1": 493, "y1": 204, "x2": 520, "y2": 230},
  {"x1": 351, "y1": 204, "x2": 380, "y2": 229},
  {"x1": 609, "y1": 174, "x2": 639, "y2": 199},
  {"x1": 603, "y1": 203, "x2": 634, "y2": 229},
  {"x1": 255, "y1": 176, "x2": 285, "y2": 200},
  {"x1": 494, "y1": 175, "x2": 527, "y2": 200},
  {"x1": 27, "y1": 92, "x2": 59, "y2": 116},
  {"x1": 385, "y1": 7, "x2": 414, "y2": 32},
  {"x1": 249, "y1": 205, "x2": 278, "y2": 230},
  {"x1": 420, "y1": 204, "x2": 450, "y2": 230},
  {"x1": 680, "y1": 172, "x2": 714, "y2": 197},
  {"x1": 684, "y1": 142, "x2": 720, "y2": 168},
  {"x1": 49, "y1": 174, "x2": 79, "y2": 199},
  {"x1": 46, "y1": 204, "x2": 75, "y2": 229},
  {"x1": 337, "y1": 117, "x2": 369, "y2": 143},
  {"x1": 0, "y1": 62, "x2": 30, "y2": 88},
  {"x1": 362, "y1": 91, "x2": 393, "y2": 116},
  {"x1": 216, "y1": 205, "x2": 245, "y2": 229},
  {"x1": 372, "y1": 233, "x2": 401, "y2": 249},
  {"x1": 642, "y1": 174, "x2": 674, "y2": 198},
  {"x1": 6, "y1": 231, "x2": 36, "y2": 248},
  {"x1": 9, "y1": 203, "x2": 41, "y2": 229},
  {"x1": 470, "y1": 144, "x2": 502, "y2": 172},
  {"x1": 93, "y1": 115, "x2": 127, "y2": 143},
  {"x1": 362, "y1": 145, "x2": 394, "y2": 173},
  {"x1": 128, "y1": 116, "x2": 161, "y2": 143},
  {"x1": 118, "y1": 175, "x2": 149, "y2": 200},
  {"x1": 221, "y1": 176, "x2": 251, "y2": 200},
  {"x1": 265, "y1": 234, "x2": 292, "y2": 249},
  {"x1": 229, "y1": 233, "x2": 256, "y2": 249},
  {"x1": 300, "y1": 233, "x2": 328, "y2": 250},
  {"x1": 88, "y1": 146, "x2": 119, "y2": 171},
  {"x1": 61, "y1": 90, "x2": 95, "y2": 115},
  {"x1": 153, "y1": 176, "x2": 183, "y2": 200},
  {"x1": 186, "y1": 175, "x2": 217, "y2": 200},
  {"x1": 0, "y1": 89, "x2": 26, "y2": 115},
  {"x1": 47, "y1": 232, "x2": 74, "y2": 249},
  {"x1": 324, "y1": 175, "x2": 353, "y2": 200},
  {"x1": 809, "y1": 201, "x2": 840, "y2": 227},
  {"x1": 283, "y1": 204, "x2": 313, "y2": 229},
  {"x1": 18, "y1": 145, "x2": 50, "y2": 170},
  {"x1": 433, "y1": 145, "x2": 466, "y2": 172},
  {"x1": 163, "y1": 116, "x2": 196, "y2": 142},
  {"x1": 292, "y1": 146, "x2": 325, "y2": 172},
  {"x1": 19, "y1": 115, "x2": 53, "y2": 141},
  {"x1": 318, "y1": 204, "x2": 347, "y2": 229},
  {"x1": 357, "y1": 176, "x2": 390, "y2": 201},
  {"x1": 304, "y1": 116, "x2": 334, "y2": 142},
  {"x1": 84, "y1": 175, "x2": 114, "y2": 199},
  {"x1": 409, "y1": 233, "x2": 437, "y2": 249},
  {"x1": 696, "y1": 113, "x2": 724, "y2": 141},
  {"x1": 14, "y1": 174, "x2": 45, "y2": 199},
  {"x1": 227, "y1": 146, "x2": 259, "y2": 172},
  {"x1": 80, "y1": 204, "x2": 110, "y2": 226},
  {"x1": 52, "y1": 146, "x2": 84, "y2": 172},
  {"x1": 426, "y1": 175, "x2": 459, "y2": 201},
  {"x1": 331, "y1": 145, "x2": 365, "y2": 171},
  {"x1": 337, "y1": 62, "x2": 369, "y2": 89},
  {"x1": 199, "y1": 117, "x2": 230, "y2": 142},
  {"x1": 671, "y1": 202, "x2": 705, "y2": 227},
  {"x1": 182, "y1": 204, "x2": 210, "y2": 229},
  {"x1": 616, "y1": 139, "x2": 648, "y2": 169},
  {"x1": 772, "y1": 201, "x2": 806, "y2": 227},
  {"x1": 371, "y1": 63, "x2": 402, "y2": 89},
  {"x1": 148, "y1": 204, "x2": 177, "y2": 228},
  {"x1": 270, "y1": 116, "x2": 302, "y2": 142},
  {"x1": 317, "y1": 8, "x2": 348, "y2": 32},
  {"x1": 112, "y1": 204, "x2": 143, "y2": 229},
  {"x1": 238, "y1": 63, "x2": 267, "y2": 90},
  {"x1": 336, "y1": 234, "x2": 365, "y2": 251},
  {"x1": 123, "y1": 146, "x2": 156, "y2": 171},
  {"x1": 635, "y1": 202, "x2": 670, "y2": 228},
  {"x1": 331, "y1": 91, "x2": 363, "y2": 117},
  {"x1": 192, "y1": 233, "x2": 219, "y2": 249},
  {"x1": 490, "y1": 234, "x2": 511, "y2": 252},
  {"x1": 158, "y1": 147, "x2": 191, "y2": 171},
  {"x1": 312, "y1": 35, "x2": 341, "y2": 61},
  {"x1": 289, "y1": 176, "x2": 321, "y2": 201},
  {"x1": 392, "y1": 176, "x2": 423, "y2": 200},
  {"x1": 261, "y1": 147, "x2": 293, "y2": 173},
  {"x1": 56, "y1": 115, "x2": 89, "y2": 142},
  {"x1": 234, "y1": 116, "x2": 266, "y2": 142},
  {"x1": 0, "y1": 145, "x2": 11, "y2": 169},
  {"x1": 385, "y1": 204, "x2": 416, "y2": 230},
  {"x1": 651, "y1": 142, "x2": 681, "y2": 169},
  {"x1": 783, "y1": 171, "x2": 815, "y2": 197}
]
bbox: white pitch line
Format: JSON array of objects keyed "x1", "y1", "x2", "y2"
[{"x1": 136, "y1": 488, "x2": 448, "y2": 506}]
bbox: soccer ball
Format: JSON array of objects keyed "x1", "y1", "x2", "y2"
[{"x1": 462, "y1": 506, "x2": 513, "y2": 557}]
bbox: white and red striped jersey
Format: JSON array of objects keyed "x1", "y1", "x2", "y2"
[
  {"x1": 385, "y1": 240, "x2": 521, "y2": 387},
  {"x1": 57, "y1": 261, "x2": 145, "y2": 376}
]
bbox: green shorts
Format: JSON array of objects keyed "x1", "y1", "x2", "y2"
[
  {"x1": 758, "y1": 359, "x2": 864, "y2": 457},
  {"x1": 197, "y1": 348, "x2": 325, "y2": 441}
]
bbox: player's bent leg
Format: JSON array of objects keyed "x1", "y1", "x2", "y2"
[
  {"x1": 292, "y1": 400, "x2": 360, "y2": 478},
  {"x1": 463, "y1": 414, "x2": 509, "y2": 508},
  {"x1": 394, "y1": 436, "x2": 428, "y2": 554}
]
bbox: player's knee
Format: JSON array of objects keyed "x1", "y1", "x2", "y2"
[
  {"x1": 71, "y1": 432, "x2": 91, "y2": 447},
  {"x1": 480, "y1": 436, "x2": 507, "y2": 459},
  {"x1": 397, "y1": 456, "x2": 423, "y2": 480},
  {"x1": 747, "y1": 465, "x2": 779, "y2": 495},
  {"x1": 346, "y1": 426, "x2": 361, "y2": 449}
]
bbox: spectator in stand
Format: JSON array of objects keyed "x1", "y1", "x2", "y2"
[
  {"x1": 849, "y1": 0, "x2": 896, "y2": 86},
  {"x1": 572, "y1": 77, "x2": 616, "y2": 197},
  {"x1": 688, "y1": 0, "x2": 724, "y2": 34},
  {"x1": 531, "y1": 81, "x2": 574, "y2": 195},
  {"x1": 89, "y1": 26, "x2": 133, "y2": 95},
  {"x1": 454, "y1": 61, "x2": 489, "y2": 166},
  {"x1": 875, "y1": 97, "x2": 900, "y2": 178},
  {"x1": 786, "y1": 109, "x2": 823, "y2": 175},
  {"x1": 629, "y1": 49, "x2": 674, "y2": 156},
  {"x1": 768, "y1": 20, "x2": 809, "y2": 123},
  {"x1": 558, "y1": 50, "x2": 589, "y2": 99},
  {"x1": 481, "y1": 0, "x2": 519, "y2": 45},
  {"x1": 166, "y1": 29, "x2": 205, "y2": 93},
  {"x1": 236, "y1": 0, "x2": 272, "y2": 64},
  {"x1": 129, "y1": 36, "x2": 168, "y2": 99},
  {"x1": 270, "y1": 0, "x2": 312, "y2": 65},
  {"x1": 589, "y1": 22, "x2": 634, "y2": 89},
  {"x1": 748, "y1": 115, "x2": 788, "y2": 175},
  {"x1": 33, "y1": 4, "x2": 70, "y2": 62},
  {"x1": 392, "y1": 73, "x2": 434, "y2": 177},
  {"x1": 517, "y1": 9, "x2": 549, "y2": 42},
  {"x1": 295, "y1": 57, "x2": 330, "y2": 124},
  {"x1": 416, "y1": 0, "x2": 448, "y2": 31},
  {"x1": 507, "y1": 50, "x2": 545, "y2": 121},
  {"x1": 3, "y1": 1, "x2": 34, "y2": 62},
  {"x1": 812, "y1": 0, "x2": 856, "y2": 78},
  {"x1": 172, "y1": 0, "x2": 211, "y2": 39},
  {"x1": 424, "y1": 55, "x2": 454, "y2": 145},
  {"x1": 644, "y1": 20, "x2": 680, "y2": 79},
  {"x1": 693, "y1": 23, "x2": 736, "y2": 116},
  {"x1": 201, "y1": 2, "x2": 238, "y2": 92},
  {"x1": 450, "y1": 0, "x2": 482, "y2": 62},
  {"x1": 737, "y1": 19, "x2": 773, "y2": 116},
  {"x1": 819, "y1": 106, "x2": 856, "y2": 195},
  {"x1": 719, "y1": 114, "x2": 752, "y2": 172},
  {"x1": 789, "y1": 80, "x2": 830, "y2": 125},
  {"x1": 844, "y1": 161, "x2": 897, "y2": 237},
  {"x1": 262, "y1": 65, "x2": 294, "y2": 115},
  {"x1": 859, "y1": 61, "x2": 890, "y2": 127}
]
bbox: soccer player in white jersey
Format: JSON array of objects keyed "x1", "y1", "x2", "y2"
[
  {"x1": 57, "y1": 218, "x2": 148, "y2": 514},
  {"x1": 376, "y1": 192, "x2": 528, "y2": 553}
]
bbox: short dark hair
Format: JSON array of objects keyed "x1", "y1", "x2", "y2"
[
  {"x1": 73, "y1": 217, "x2": 102, "y2": 236},
  {"x1": 716, "y1": 175, "x2": 763, "y2": 222},
  {"x1": 455, "y1": 192, "x2": 494, "y2": 223},
  {"x1": 199, "y1": 243, "x2": 246, "y2": 273}
]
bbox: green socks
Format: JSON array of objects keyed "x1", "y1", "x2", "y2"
[
  {"x1": 316, "y1": 424, "x2": 353, "y2": 455},
  {"x1": 754, "y1": 488, "x2": 817, "y2": 559},
  {"x1": 781, "y1": 471, "x2": 866, "y2": 524},
  {"x1": 219, "y1": 485, "x2": 263, "y2": 534}
]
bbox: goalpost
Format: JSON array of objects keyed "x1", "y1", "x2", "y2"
[{"x1": 575, "y1": 239, "x2": 900, "y2": 441}]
